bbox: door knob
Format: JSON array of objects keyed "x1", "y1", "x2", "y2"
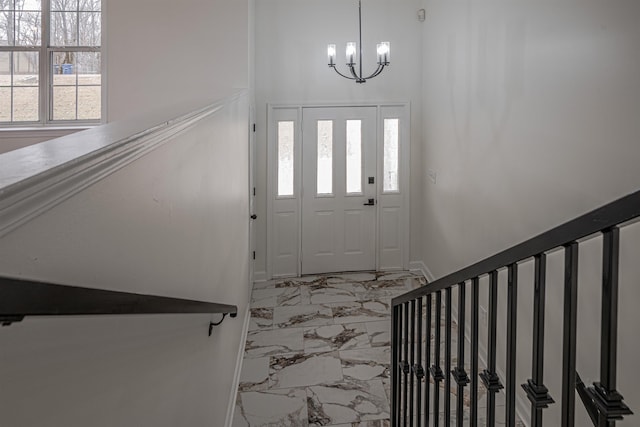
[
  {"x1": 250, "y1": 214, "x2": 257, "y2": 220},
  {"x1": 363, "y1": 198, "x2": 375, "y2": 206}
]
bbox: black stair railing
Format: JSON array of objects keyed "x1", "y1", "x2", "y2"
[
  {"x1": 0, "y1": 276, "x2": 238, "y2": 335},
  {"x1": 391, "y1": 190, "x2": 640, "y2": 426}
]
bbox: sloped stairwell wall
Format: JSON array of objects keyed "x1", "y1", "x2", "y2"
[
  {"x1": 0, "y1": 92, "x2": 251, "y2": 427},
  {"x1": 419, "y1": 1, "x2": 640, "y2": 425}
]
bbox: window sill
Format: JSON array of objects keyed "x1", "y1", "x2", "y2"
[{"x1": 0, "y1": 126, "x2": 94, "y2": 139}]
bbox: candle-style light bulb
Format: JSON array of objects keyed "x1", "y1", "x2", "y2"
[
  {"x1": 346, "y1": 42, "x2": 357, "y2": 65},
  {"x1": 327, "y1": 44, "x2": 336, "y2": 66},
  {"x1": 376, "y1": 42, "x2": 390, "y2": 65}
]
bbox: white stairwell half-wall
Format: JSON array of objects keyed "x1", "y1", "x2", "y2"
[{"x1": 0, "y1": 91, "x2": 251, "y2": 427}]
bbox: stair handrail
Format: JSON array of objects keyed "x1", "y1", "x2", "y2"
[
  {"x1": 0, "y1": 276, "x2": 238, "y2": 334},
  {"x1": 393, "y1": 190, "x2": 640, "y2": 306},
  {"x1": 391, "y1": 190, "x2": 639, "y2": 426}
]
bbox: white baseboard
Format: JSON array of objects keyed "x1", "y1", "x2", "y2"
[
  {"x1": 253, "y1": 270, "x2": 267, "y2": 282},
  {"x1": 408, "y1": 260, "x2": 435, "y2": 282},
  {"x1": 224, "y1": 305, "x2": 251, "y2": 427}
]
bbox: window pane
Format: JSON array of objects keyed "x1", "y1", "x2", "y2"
[
  {"x1": 51, "y1": 11, "x2": 77, "y2": 45},
  {"x1": 52, "y1": 50, "x2": 75, "y2": 83},
  {"x1": 78, "y1": 11, "x2": 99, "y2": 45},
  {"x1": 16, "y1": 0, "x2": 42, "y2": 11},
  {"x1": 51, "y1": 0, "x2": 78, "y2": 12},
  {"x1": 277, "y1": 121, "x2": 294, "y2": 197},
  {"x1": 346, "y1": 119, "x2": 362, "y2": 194},
  {"x1": 383, "y1": 118, "x2": 399, "y2": 192},
  {"x1": 317, "y1": 120, "x2": 333, "y2": 195},
  {"x1": 13, "y1": 51, "x2": 38, "y2": 85},
  {"x1": 0, "y1": 87, "x2": 10, "y2": 121},
  {"x1": 53, "y1": 85, "x2": 77, "y2": 120},
  {"x1": 76, "y1": 50, "x2": 99, "y2": 83},
  {"x1": 0, "y1": 11, "x2": 15, "y2": 45},
  {"x1": 0, "y1": 51, "x2": 9, "y2": 85},
  {"x1": 77, "y1": 86, "x2": 99, "y2": 119},
  {"x1": 79, "y1": 0, "x2": 101, "y2": 12},
  {"x1": 12, "y1": 86, "x2": 38, "y2": 121},
  {"x1": 15, "y1": 11, "x2": 41, "y2": 45}
]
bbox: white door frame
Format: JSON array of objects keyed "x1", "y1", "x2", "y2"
[{"x1": 267, "y1": 102, "x2": 410, "y2": 279}]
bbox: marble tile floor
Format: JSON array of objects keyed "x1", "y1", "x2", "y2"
[
  {"x1": 232, "y1": 271, "x2": 424, "y2": 427},
  {"x1": 232, "y1": 271, "x2": 524, "y2": 427}
]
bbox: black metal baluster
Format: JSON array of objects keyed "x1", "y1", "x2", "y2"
[
  {"x1": 522, "y1": 254, "x2": 554, "y2": 427},
  {"x1": 425, "y1": 294, "x2": 432, "y2": 427},
  {"x1": 392, "y1": 304, "x2": 401, "y2": 426},
  {"x1": 506, "y1": 264, "x2": 518, "y2": 426},
  {"x1": 404, "y1": 301, "x2": 410, "y2": 426},
  {"x1": 480, "y1": 271, "x2": 503, "y2": 426},
  {"x1": 415, "y1": 297, "x2": 424, "y2": 427},
  {"x1": 470, "y1": 277, "x2": 480, "y2": 427},
  {"x1": 410, "y1": 299, "x2": 416, "y2": 427},
  {"x1": 561, "y1": 242, "x2": 579, "y2": 427},
  {"x1": 452, "y1": 282, "x2": 470, "y2": 427},
  {"x1": 585, "y1": 227, "x2": 633, "y2": 426},
  {"x1": 431, "y1": 291, "x2": 444, "y2": 426},
  {"x1": 444, "y1": 287, "x2": 452, "y2": 426}
]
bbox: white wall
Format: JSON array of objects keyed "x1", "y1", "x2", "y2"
[
  {"x1": 105, "y1": 0, "x2": 249, "y2": 122},
  {"x1": 420, "y1": 1, "x2": 640, "y2": 425},
  {"x1": 0, "y1": 93, "x2": 251, "y2": 427},
  {"x1": 253, "y1": 0, "x2": 424, "y2": 278}
]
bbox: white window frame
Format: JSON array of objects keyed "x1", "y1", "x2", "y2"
[{"x1": 0, "y1": 0, "x2": 104, "y2": 128}]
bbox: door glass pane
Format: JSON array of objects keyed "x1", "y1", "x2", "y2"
[
  {"x1": 317, "y1": 120, "x2": 333, "y2": 195},
  {"x1": 277, "y1": 121, "x2": 294, "y2": 197},
  {"x1": 346, "y1": 119, "x2": 362, "y2": 194},
  {"x1": 383, "y1": 118, "x2": 399, "y2": 192}
]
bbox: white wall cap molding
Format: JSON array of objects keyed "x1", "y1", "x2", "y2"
[{"x1": 0, "y1": 90, "x2": 249, "y2": 239}]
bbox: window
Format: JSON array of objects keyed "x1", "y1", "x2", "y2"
[
  {"x1": 316, "y1": 120, "x2": 333, "y2": 195},
  {"x1": 345, "y1": 119, "x2": 362, "y2": 194},
  {"x1": 277, "y1": 121, "x2": 294, "y2": 197},
  {"x1": 383, "y1": 118, "x2": 399, "y2": 192},
  {"x1": 0, "y1": 0, "x2": 102, "y2": 125}
]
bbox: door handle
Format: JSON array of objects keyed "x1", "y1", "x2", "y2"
[
  {"x1": 250, "y1": 214, "x2": 257, "y2": 220},
  {"x1": 363, "y1": 198, "x2": 375, "y2": 206}
]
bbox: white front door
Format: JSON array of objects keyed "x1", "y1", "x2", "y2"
[{"x1": 301, "y1": 107, "x2": 377, "y2": 274}]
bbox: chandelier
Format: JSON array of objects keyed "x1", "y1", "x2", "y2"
[{"x1": 327, "y1": 0, "x2": 390, "y2": 84}]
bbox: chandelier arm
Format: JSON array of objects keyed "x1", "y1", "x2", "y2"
[
  {"x1": 362, "y1": 64, "x2": 385, "y2": 80},
  {"x1": 331, "y1": 65, "x2": 359, "y2": 80},
  {"x1": 348, "y1": 64, "x2": 362, "y2": 80}
]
